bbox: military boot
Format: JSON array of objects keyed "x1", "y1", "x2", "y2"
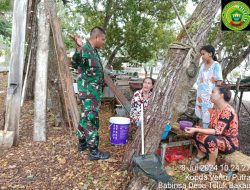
[
  {"x1": 88, "y1": 148, "x2": 110, "y2": 160},
  {"x1": 78, "y1": 138, "x2": 88, "y2": 152}
]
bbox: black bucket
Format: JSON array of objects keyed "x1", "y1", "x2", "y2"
[{"x1": 133, "y1": 153, "x2": 175, "y2": 184}]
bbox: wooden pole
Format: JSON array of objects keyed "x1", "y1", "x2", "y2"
[
  {"x1": 33, "y1": 0, "x2": 50, "y2": 141},
  {"x1": 238, "y1": 91, "x2": 243, "y2": 120},
  {"x1": 46, "y1": 0, "x2": 79, "y2": 130},
  {"x1": 21, "y1": 48, "x2": 32, "y2": 107},
  {"x1": 233, "y1": 78, "x2": 241, "y2": 110},
  {"x1": 4, "y1": 0, "x2": 28, "y2": 146}
]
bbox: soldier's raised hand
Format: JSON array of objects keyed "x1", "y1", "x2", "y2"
[{"x1": 70, "y1": 34, "x2": 83, "y2": 51}]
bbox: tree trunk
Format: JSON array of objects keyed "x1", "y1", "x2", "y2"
[
  {"x1": 123, "y1": 0, "x2": 221, "y2": 187},
  {"x1": 103, "y1": 0, "x2": 113, "y2": 31},
  {"x1": 144, "y1": 66, "x2": 148, "y2": 78},
  {"x1": 106, "y1": 41, "x2": 125, "y2": 67},
  {"x1": 33, "y1": 0, "x2": 50, "y2": 141},
  {"x1": 150, "y1": 66, "x2": 153, "y2": 78},
  {"x1": 4, "y1": 0, "x2": 28, "y2": 146}
]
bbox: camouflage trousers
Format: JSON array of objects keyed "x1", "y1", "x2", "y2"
[{"x1": 76, "y1": 81, "x2": 102, "y2": 150}]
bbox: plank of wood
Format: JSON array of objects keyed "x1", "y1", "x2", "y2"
[
  {"x1": 4, "y1": 0, "x2": 28, "y2": 146},
  {"x1": 104, "y1": 74, "x2": 131, "y2": 113},
  {"x1": 227, "y1": 83, "x2": 250, "y2": 91},
  {"x1": 33, "y1": 0, "x2": 50, "y2": 141},
  {"x1": 47, "y1": 1, "x2": 79, "y2": 130}
]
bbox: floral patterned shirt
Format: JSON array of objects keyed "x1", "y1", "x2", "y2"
[
  {"x1": 195, "y1": 62, "x2": 223, "y2": 123},
  {"x1": 209, "y1": 104, "x2": 239, "y2": 149},
  {"x1": 130, "y1": 90, "x2": 153, "y2": 124}
]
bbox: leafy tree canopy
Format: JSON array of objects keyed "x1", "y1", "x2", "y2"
[
  {"x1": 59, "y1": 0, "x2": 188, "y2": 68},
  {"x1": 208, "y1": 21, "x2": 249, "y2": 58},
  {"x1": 207, "y1": 17, "x2": 250, "y2": 79},
  {"x1": 0, "y1": 0, "x2": 12, "y2": 12},
  {"x1": 0, "y1": 0, "x2": 12, "y2": 60}
]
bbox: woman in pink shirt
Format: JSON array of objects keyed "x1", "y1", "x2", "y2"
[{"x1": 130, "y1": 77, "x2": 155, "y2": 125}]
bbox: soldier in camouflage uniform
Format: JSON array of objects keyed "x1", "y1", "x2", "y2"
[{"x1": 71, "y1": 27, "x2": 110, "y2": 160}]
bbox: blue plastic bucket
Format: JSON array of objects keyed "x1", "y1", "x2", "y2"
[{"x1": 109, "y1": 117, "x2": 130, "y2": 145}]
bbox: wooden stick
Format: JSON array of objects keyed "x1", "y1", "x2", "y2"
[{"x1": 21, "y1": 48, "x2": 32, "y2": 107}]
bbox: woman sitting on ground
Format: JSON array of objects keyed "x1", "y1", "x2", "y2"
[
  {"x1": 130, "y1": 77, "x2": 155, "y2": 125},
  {"x1": 185, "y1": 85, "x2": 239, "y2": 172}
]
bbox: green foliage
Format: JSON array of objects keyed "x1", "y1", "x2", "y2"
[
  {"x1": 219, "y1": 32, "x2": 249, "y2": 54},
  {"x1": 207, "y1": 17, "x2": 250, "y2": 79},
  {"x1": 0, "y1": 16, "x2": 11, "y2": 37},
  {"x1": 207, "y1": 15, "x2": 250, "y2": 56},
  {"x1": 227, "y1": 69, "x2": 241, "y2": 82},
  {"x1": 112, "y1": 59, "x2": 123, "y2": 70},
  {"x1": 59, "y1": 0, "x2": 188, "y2": 67},
  {"x1": 0, "y1": 34, "x2": 11, "y2": 65},
  {"x1": 208, "y1": 22, "x2": 249, "y2": 55},
  {"x1": 0, "y1": 0, "x2": 11, "y2": 11},
  {"x1": 0, "y1": 3, "x2": 12, "y2": 66}
]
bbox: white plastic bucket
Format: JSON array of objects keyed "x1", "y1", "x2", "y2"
[{"x1": 109, "y1": 117, "x2": 130, "y2": 145}]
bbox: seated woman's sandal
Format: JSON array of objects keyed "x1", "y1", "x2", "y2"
[{"x1": 190, "y1": 155, "x2": 206, "y2": 166}]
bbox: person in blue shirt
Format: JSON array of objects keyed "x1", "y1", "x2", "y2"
[{"x1": 195, "y1": 45, "x2": 223, "y2": 129}]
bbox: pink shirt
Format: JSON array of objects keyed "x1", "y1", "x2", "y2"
[{"x1": 130, "y1": 89, "x2": 152, "y2": 123}]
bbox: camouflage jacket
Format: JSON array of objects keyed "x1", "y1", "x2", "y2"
[{"x1": 71, "y1": 41, "x2": 104, "y2": 88}]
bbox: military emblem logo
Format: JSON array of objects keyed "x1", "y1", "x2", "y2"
[{"x1": 222, "y1": 1, "x2": 250, "y2": 31}]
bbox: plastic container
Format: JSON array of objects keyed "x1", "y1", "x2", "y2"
[
  {"x1": 179, "y1": 120, "x2": 193, "y2": 131},
  {"x1": 157, "y1": 146, "x2": 190, "y2": 163},
  {"x1": 161, "y1": 123, "x2": 171, "y2": 140},
  {"x1": 109, "y1": 117, "x2": 130, "y2": 145}
]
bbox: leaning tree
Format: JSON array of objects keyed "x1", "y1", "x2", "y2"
[{"x1": 122, "y1": 0, "x2": 221, "y2": 188}]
